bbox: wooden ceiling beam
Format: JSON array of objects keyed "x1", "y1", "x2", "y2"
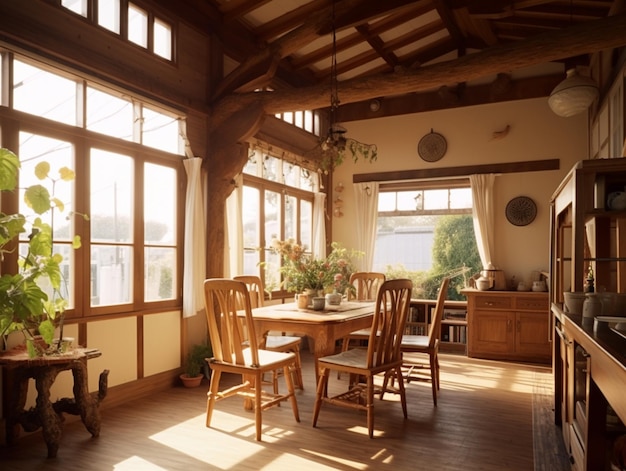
[
  {"x1": 211, "y1": 0, "x2": 418, "y2": 99},
  {"x1": 210, "y1": 12, "x2": 626, "y2": 128}
]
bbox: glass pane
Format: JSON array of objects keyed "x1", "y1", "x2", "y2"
[
  {"x1": 284, "y1": 195, "x2": 297, "y2": 241},
  {"x1": 18, "y1": 132, "x2": 74, "y2": 240},
  {"x1": 263, "y1": 249, "x2": 281, "y2": 292},
  {"x1": 264, "y1": 190, "x2": 280, "y2": 244},
  {"x1": 294, "y1": 111, "x2": 303, "y2": 129},
  {"x1": 397, "y1": 190, "x2": 421, "y2": 211},
  {"x1": 142, "y1": 107, "x2": 179, "y2": 154},
  {"x1": 144, "y1": 163, "x2": 176, "y2": 244},
  {"x1": 128, "y1": 3, "x2": 148, "y2": 48},
  {"x1": 423, "y1": 189, "x2": 448, "y2": 210},
  {"x1": 13, "y1": 60, "x2": 77, "y2": 125},
  {"x1": 378, "y1": 192, "x2": 396, "y2": 211},
  {"x1": 91, "y1": 245, "x2": 132, "y2": 306},
  {"x1": 98, "y1": 0, "x2": 120, "y2": 33},
  {"x1": 90, "y1": 149, "x2": 133, "y2": 242},
  {"x1": 450, "y1": 188, "x2": 472, "y2": 209},
  {"x1": 145, "y1": 247, "x2": 176, "y2": 301},
  {"x1": 304, "y1": 110, "x2": 313, "y2": 133},
  {"x1": 61, "y1": 0, "x2": 87, "y2": 16},
  {"x1": 243, "y1": 248, "x2": 260, "y2": 277},
  {"x1": 283, "y1": 162, "x2": 298, "y2": 187},
  {"x1": 86, "y1": 86, "x2": 133, "y2": 140},
  {"x1": 263, "y1": 154, "x2": 279, "y2": 182},
  {"x1": 154, "y1": 18, "x2": 172, "y2": 60},
  {"x1": 299, "y1": 167, "x2": 314, "y2": 191},
  {"x1": 242, "y1": 186, "x2": 259, "y2": 249},
  {"x1": 300, "y1": 200, "x2": 312, "y2": 250},
  {"x1": 243, "y1": 150, "x2": 260, "y2": 176}
]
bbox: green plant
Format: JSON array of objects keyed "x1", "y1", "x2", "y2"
[
  {"x1": 184, "y1": 343, "x2": 212, "y2": 377},
  {"x1": 268, "y1": 238, "x2": 361, "y2": 294},
  {"x1": 0, "y1": 148, "x2": 84, "y2": 355}
]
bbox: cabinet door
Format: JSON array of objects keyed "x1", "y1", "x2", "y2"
[
  {"x1": 515, "y1": 311, "x2": 551, "y2": 358},
  {"x1": 471, "y1": 310, "x2": 514, "y2": 354}
]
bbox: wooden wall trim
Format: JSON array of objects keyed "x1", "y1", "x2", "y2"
[{"x1": 353, "y1": 158, "x2": 560, "y2": 183}]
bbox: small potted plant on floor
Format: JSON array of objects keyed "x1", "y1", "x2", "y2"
[{"x1": 180, "y1": 343, "x2": 211, "y2": 388}]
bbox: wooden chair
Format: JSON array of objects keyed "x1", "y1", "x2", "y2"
[
  {"x1": 203, "y1": 278, "x2": 300, "y2": 441},
  {"x1": 233, "y1": 275, "x2": 304, "y2": 392},
  {"x1": 312, "y1": 278, "x2": 413, "y2": 438},
  {"x1": 398, "y1": 277, "x2": 450, "y2": 406},
  {"x1": 339, "y1": 272, "x2": 386, "y2": 353}
]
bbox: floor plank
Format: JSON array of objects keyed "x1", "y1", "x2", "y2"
[{"x1": 0, "y1": 352, "x2": 569, "y2": 470}]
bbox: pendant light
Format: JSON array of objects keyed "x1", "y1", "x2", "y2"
[{"x1": 548, "y1": 68, "x2": 598, "y2": 117}]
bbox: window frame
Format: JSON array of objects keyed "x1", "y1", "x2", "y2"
[
  {"x1": 0, "y1": 50, "x2": 185, "y2": 320},
  {"x1": 242, "y1": 166, "x2": 316, "y2": 299}
]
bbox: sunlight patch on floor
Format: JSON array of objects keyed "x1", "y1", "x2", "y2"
[
  {"x1": 113, "y1": 455, "x2": 170, "y2": 470},
  {"x1": 149, "y1": 412, "x2": 264, "y2": 468}
]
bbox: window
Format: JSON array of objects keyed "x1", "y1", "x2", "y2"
[
  {"x1": 61, "y1": 0, "x2": 87, "y2": 17},
  {"x1": 128, "y1": 4, "x2": 148, "y2": 48},
  {"x1": 242, "y1": 148, "x2": 317, "y2": 294},
  {"x1": 13, "y1": 59, "x2": 77, "y2": 126},
  {"x1": 375, "y1": 180, "x2": 480, "y2": 300},
  {"x1": 59, "y1": 0, "x2": 174, "y2": 62},
  {"x1": 98, "y1": 0, "x2": 121, "y2": 34},
  {"x1": 2, "y1": 52, "x2": 184, "y2": 317}
]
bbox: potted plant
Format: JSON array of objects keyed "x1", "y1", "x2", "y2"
[
  {"x1": 0, "y1": 148, "x2": 83, "y2": 356},
  {"x1": 180, "y1": 342, "x2": 212, "y2": 388}
]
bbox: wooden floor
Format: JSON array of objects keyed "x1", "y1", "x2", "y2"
[{"x1": 0, "y1": 352, "x2": 570, "y2": 470}]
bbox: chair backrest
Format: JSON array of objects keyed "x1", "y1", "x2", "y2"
[
  {"x1": 203, "y1": 278, "x2": 260, "y2": 366},
  {"x1": 366, "y1": 278, "x2": 413, "y2": 368},
  {"x1": 427, "y1": 277, "x2": 451, "y2": 349},
  {"x1": 233, "y1": 275, "x2": 265, "y2": 308},
  {"x1": 349, "y1": 272, "x2": 386, "y2": 301}
]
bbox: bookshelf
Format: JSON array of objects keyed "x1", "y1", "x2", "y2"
[{"x1": 407, "y1": 299, "x2": 468, "y2": 353}]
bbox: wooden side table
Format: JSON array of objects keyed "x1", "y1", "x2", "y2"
[{"x1": 0, "y1": 346, "x2": 109, "y2": 458}]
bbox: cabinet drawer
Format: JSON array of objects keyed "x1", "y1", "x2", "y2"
[
  {"x1": 473, "y1": 296, "x2": 512, "y2": 309},
  {"x1": 516, "y1": 296, "x2": 549, "y2": 311}
]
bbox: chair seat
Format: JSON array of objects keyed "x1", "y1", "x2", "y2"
[
  {"x1": 348, "y1": 328, "x2": 371, "y2": 338},
  {"x1": 212, "y1": 347, "x2": 295, "y2": 370},
  {"x1": 400, "y1": 334, "x2": 429, "y2": 350},
  {"x1": 265, "y1": 335, "x2": 301, "y2": 349},
  {"x1": 320, "y1": 346, "x2": 398, "y2": 371}
]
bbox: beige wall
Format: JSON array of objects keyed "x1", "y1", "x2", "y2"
[{"x1": 331, "y1": 97, "x2": 588, "y2": 287}]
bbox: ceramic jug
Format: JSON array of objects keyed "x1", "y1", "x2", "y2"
[{"x1": 607, "y1": 191, "x2": 626, "y2": 210}]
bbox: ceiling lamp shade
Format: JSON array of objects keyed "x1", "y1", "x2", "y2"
[{"x1": 548, "y1": 69, "x2": 599, "y2": 117}]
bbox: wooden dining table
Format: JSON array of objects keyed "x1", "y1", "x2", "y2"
[{"x1": 249, "y1": 300, "x2": 375, "y2": 380}]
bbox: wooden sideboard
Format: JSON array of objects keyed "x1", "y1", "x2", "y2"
[{"x1": 462, "y1": 289, "x2": 551, "y2": 363}]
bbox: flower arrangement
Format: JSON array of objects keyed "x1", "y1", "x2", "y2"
[{"x1": 269, "y1": 239, "x2": 361, "y2": 295}]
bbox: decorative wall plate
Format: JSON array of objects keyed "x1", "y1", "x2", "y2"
[
  {"x1": 505, "y1": 196, "x2": 537, "y2": 226},
  {"x1": 418, "y1": 129, "x2": 447, "y2": 162}
]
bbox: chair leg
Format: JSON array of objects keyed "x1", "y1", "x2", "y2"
[
  {"x1": 206, "y1": 370, "x2": 221, "y2": 427},
  {"x1": 366, "y1": 375, "x2": 375, "y2": 438},
  {"x1": 292, "y1": 346, "x2": 304, "y2": 390},
  {"x1": 255, "y1": 372, "x2": 263, "y2": 441},
  {"x1": 283, "y1": 364, "x2": 300, "y2": 422},
  {"x1": 430, "y1": 354, "x2": 438, "y2": 406},
  {"x1": 312, "y1": 368, "x2": 329, "y2": 427},
  {"x1": 396, "y1": 366, "x2": 408, "y2": 418}
]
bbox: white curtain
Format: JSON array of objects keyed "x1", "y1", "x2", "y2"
[
  {"x1": 469, "y1": 174, "x2": 495, "y2": 269},
  {"x1": 225, "y1": 174, "x2": 243, "y2": 277},
  {"x1": 182, "y1": 157, "x2": 206, "y2": 318},
  {"x1": 353, "y1": 182, "x2": 379, "y2": 271},
  {"x1": 312, "y1": 191, "x2": 327, "y2": 258}
]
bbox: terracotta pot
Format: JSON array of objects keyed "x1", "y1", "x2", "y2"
[{"x1": 180, "y1": 374, "x2": 203, "y2": 388}]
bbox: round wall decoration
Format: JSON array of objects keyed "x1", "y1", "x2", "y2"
[
  {"x1": 505, "y1": 196, "x2": 537, "y2": 226},
  {"x1": 418, "y1": 129, "x2": 447, "y2": 162}
]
